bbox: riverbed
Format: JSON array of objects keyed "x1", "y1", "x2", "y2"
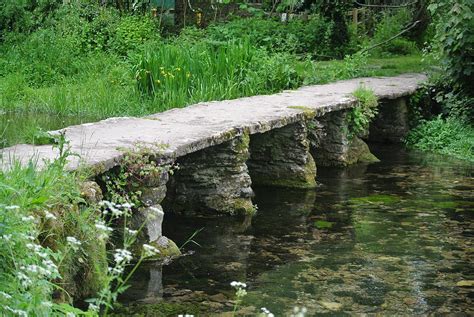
[{"x1": 119, "y1": 144, "x2": 473, "y2": 315}]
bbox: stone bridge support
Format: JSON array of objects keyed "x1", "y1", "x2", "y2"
[
  {"x1": 247, "y1": 121, "x2": 317, "y2": 189},
  {"x1": 369, "y1": 97, "x2": 409, "y2": 143},
  {"x1": 130, "y1": 166, "x2": 181, "y2": 257},
  {"x1": 308, "y1": 110, "x2": 379, "y2": 167},
  {"x1": 163, "y1": 132, "x2": 255, "y2": 216}
]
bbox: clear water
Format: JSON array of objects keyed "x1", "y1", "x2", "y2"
[{"x1": 121, "y1": 144, "x2": 473, "y2": 315}]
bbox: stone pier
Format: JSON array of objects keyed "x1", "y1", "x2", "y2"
[
  {"x1": 163, "y1": 132, "x2": 255, "y2": 216},
  {"x1": 248, "y1": 121, "x2": 317, "y2": 189},
  {"x1": 369, "y1": 97, "x2": 410, "y2": 143},
  {"x1": 308, "y1": 110, "x2": 379, "y2": 167}
]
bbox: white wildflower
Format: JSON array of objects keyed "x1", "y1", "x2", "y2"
[
  {"x1": 113, "y1": 249, "x2": 132, "y2": 265},
  {"x1": 17, "y1": 271, "x2": 32, "y2": 287},
  {"x1": 66, "y1": 312, "x2": 75, "y2": 317},
  {"x1": 121, "y1": 202, "x2": 134, "y2": 210},
  {"x1": 44, "y1": 211, "x2": 57, "y2": 220},
  {"x1": 230, "y1": 281, "x2": 247, "y2": 289},
  {"x1": 2, "y1": 234, "x2": 12, "y2": 242},
  {"x1": 88, "y1": 303, "x2": 99, "y2": 312},
  {"x1": 26, "y1": 243, "x2": 42, "y2": 253},
  {"x1": 143, "y1": 244, "x2": 160, "y2": 257},
  {"x1": 5, "y1": 307, "x2": 27, "y2": 317},
  {"x1": 66, "y1": 236, "x2": 81, "y2": 246},
  {"x1": 108, "y1": 266, "x2": 124, "y2": 275},
  {"x1": 41, "y1": 301, "x2": 53, "y2": 308},
  {"x1": 66, "y1": 236, "x2": 81, "y2": 251},
  {"x1": 21, "y1": 216, "x2": 35, "y2": 222},
  {"x1": 125, "y1": 228, "x2": 138, "y2": 236},
  {"x1": 5, "y1": 205, "x2": 20, "y2": 210},
  {"x1": 0, "y1": 291, "x2": 12, "y2": 299}
]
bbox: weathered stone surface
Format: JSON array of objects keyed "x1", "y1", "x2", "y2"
[
  {"x1": 369, "y1": 97, "x2": 410, "y2": 143},
  {"x1": 163, "y1": 132, "x2": 255, "y2": 215},
  {"x1": 141, "y1": 185, "x2": 167, "y2": 207},
  {"x1": 152, "y1": 236, "x2": 180, "y2": 258},
  {"x1": 133, "y1": 205, "x2": 164, "y2": 242},
  {"x1": 0, "y1": 74, "x2": 426, "y2": 172},
  {"x1": 309, "y1": 111, "x2": 379, "y2": 167},
  {"x1": 248, "y1": 121, "x2": 317, "y2": 189},
  {"x1": 79, "y1": 181, "x2": 103, "y2": 204}
]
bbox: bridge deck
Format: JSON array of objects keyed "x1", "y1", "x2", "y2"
[{"x1": 0, "y1": 73, "x2": 426, "y2": 171}]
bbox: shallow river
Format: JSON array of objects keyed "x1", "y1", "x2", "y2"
[{"x1": 120, "y1": 144, "x2": 473, "y2": 316}]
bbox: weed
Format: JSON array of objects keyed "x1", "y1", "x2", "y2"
[{"x1": 348, "y1": 86, "x2": 378, "y2": 138}]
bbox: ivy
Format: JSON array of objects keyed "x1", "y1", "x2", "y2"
[{"x1": 428, "y1": 0, "x2": 474, "y2": 93}]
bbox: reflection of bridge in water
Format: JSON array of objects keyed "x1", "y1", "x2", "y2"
[{"x1": 0, "y1": 73, "x2": 426, "y2": 255}]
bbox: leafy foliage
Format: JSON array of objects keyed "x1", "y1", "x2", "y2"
[
  {"x1": 204, "y1": 16, "x2": 337, "y2": 58},
  {"x1": 428, "y1": 0, "x2": 474, "y2": 93},
  {"x1": 349, "y1": 86, "x2": 378, "y2": 138},
  {"x1": 406, "y1": 116, "x2": 474, "y2": 162},
  {"x1": 370, "y1": 8, "x2": 418, "y2": 56}
]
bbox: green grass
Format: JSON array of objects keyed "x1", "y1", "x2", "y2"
[
  {"x1": 0, "y1": 156, "x2": 108, "y2": 315},
  {"x1": 406, "y1": 117, "x2": 474, "y2": 162}
]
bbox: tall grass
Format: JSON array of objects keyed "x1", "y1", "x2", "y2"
[
  {"x1": 0, "y1": 155, "x2": 108, "y2": 315},
  {"x1": 136, "y1": 41, "x2": 257, "y2": 103}
]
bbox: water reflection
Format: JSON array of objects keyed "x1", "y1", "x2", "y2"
[{"x1": 121, "y1": 145, "x2": 473, "y2": 315}]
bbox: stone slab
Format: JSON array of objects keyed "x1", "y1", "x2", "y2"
[{"x1": 0, "y1": 73, "x2": 426, "y2": 172}]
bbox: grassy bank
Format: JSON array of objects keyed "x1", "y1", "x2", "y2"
[
  {"x1": 406, "y1": 117, "x2": 474, "y2": 162},
  {"x1": 0, "y1": 1, "x2": 432, "y2": 148}
]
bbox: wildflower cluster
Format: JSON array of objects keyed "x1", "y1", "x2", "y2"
[
  {"x1": 291, "y1": 306, "x2": 308, "y2": 317},
  {"x1": 231, "y1": 281, "x2": 248, "y2": 313},
  {"x1": 0, "y1": 205, "x2": 61, "y2": 316},
  {"x1": 143, "y1": 243, "x2": 160, "y2": 257},
  {"x1": 261, "y1": 307, "x2": 275, "y2": 317},
  {"x1": 99, "y1": 200, "x2": 134, "y2": 218}
]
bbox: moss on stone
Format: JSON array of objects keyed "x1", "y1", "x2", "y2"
[
  {"x1": 288, "y1": 106, "x2": 317, "y2": 119},
  {"x1": 234, "y1": 131, "x2": 250, "y2": 154},
  {"x1": 231, "y1": 198, "x2": 257, "y2": 216}
]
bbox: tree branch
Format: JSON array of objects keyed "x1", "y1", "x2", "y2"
[
  {"x1": 354, "y1": 0, "x2": 418, "y2": 8},
  {"x1": 359, "y1": 20, "x2": 421, "y2": 54}
]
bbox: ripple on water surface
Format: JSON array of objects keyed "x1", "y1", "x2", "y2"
[{"x1": 119, "y1": 144, "x2": 474, "y2": 316}]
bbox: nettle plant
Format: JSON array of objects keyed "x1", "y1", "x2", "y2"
[{"x1": 348, "y1": 86, "x2": 378, "y2": 138}]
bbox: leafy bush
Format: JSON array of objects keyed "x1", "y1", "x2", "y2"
[
  {"x1": 370, "y1": 9, "x2": 418, "y2": 56},
  {"x1": 205, "y1": 16, "x2": 339, "y2": 58},
  {"x1": 112, "y1": 15, "x2": 157, "y2": 55},
  {"x1": 406, "y1": 117, "x2": 474, "y2": 162},
  {"x1": 0, "y1": 0, "x2": 61, "y2": 38},
  {"x1": 349, "y1": 86, "x2": 378, "y2": 138},
  {"x1": 428, "y1": 0, "x2": 473, "y2": 93}
]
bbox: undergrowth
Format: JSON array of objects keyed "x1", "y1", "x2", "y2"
[
  {"x1": 406, "y1": 117, "x2": 474, "y2": 162},
  {"x1": 349, "y1": 86, "x2": 378, "y2": 138}
]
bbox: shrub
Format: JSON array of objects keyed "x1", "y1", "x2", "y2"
[
  {"x1": 406, "y1": 117, "x2": 474, "y2": 162},
  {"x1": 205, "y1": 16, "x2": 339, "y2": 58},
  {"x1": 112, "y1": 15, "x2": 158, "y2": 55},
  {"x1": 349, "y1": 86, "x2": 378, "y2": 138},
  {"x1": 370, "y1": 8, "x2": 418, "y2": 56},
  {"x1": 428, "y1": 0, "x2": 473, "y2": 93}
]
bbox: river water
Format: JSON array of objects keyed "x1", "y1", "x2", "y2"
[{"x1": 120, "y1": 144, "x2": 473, "y2": 316}]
